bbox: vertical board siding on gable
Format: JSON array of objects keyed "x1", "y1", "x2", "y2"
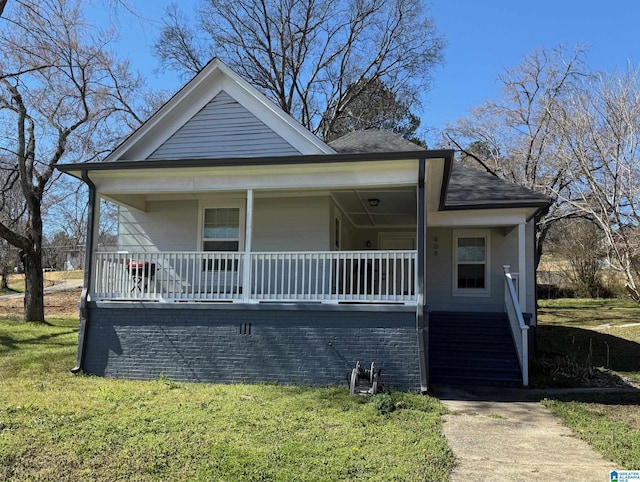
[{"x1": 148, "y1": 91, "x2": 301, "y2": 160}]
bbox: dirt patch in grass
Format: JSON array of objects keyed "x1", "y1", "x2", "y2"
[{"x1": 0, "y1": 289, "x2": 80, "y2": 320}]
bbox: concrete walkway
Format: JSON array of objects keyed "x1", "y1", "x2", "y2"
[{"x1": 434, "y1": 385, "x2": 618, "y2": 482}]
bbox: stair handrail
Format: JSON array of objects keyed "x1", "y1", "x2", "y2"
[{"x1": 503, "y1": 265, "x2": 529, "y2": 386}]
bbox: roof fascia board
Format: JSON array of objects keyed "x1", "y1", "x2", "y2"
[
  {"x1": 442, "y1": 200, "x2": 551, "y2": 210},
  {"x1": 428, "y1": 208, "x2": 529, "y2": 227},
  {"x1": 438, "y1": 153, "x2": 454, "y2": 211},
  {"x1": 58, "y1": 149, "x2": 454, "y2": 175}
]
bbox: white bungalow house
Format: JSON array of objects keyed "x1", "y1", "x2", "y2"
[{"x1": 58, "y1": 59, "x2": 550, "y2": 391}]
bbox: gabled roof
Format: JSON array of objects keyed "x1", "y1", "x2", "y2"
[{"x1": 105, "y1": 58, "x2": 334, "y2": 161}]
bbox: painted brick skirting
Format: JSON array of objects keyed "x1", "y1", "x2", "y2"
[{"x1": 83, "y1": 303, "x2": 420, "y2": 391}]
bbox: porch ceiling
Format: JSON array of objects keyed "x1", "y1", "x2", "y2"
[{"x1": 332, "y1": 187, "x2": 416, "y2": 227}]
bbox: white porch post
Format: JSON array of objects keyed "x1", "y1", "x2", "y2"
[
  {"x1": 518, "y1": 222, "x2": 526, "y2": 310},
  {"x1": 243, "y1": 189, "x2": 254, "y2": 302}
]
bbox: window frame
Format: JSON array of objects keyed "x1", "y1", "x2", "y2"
[
  {"x1": 452, "y1": 229, "x2": 490, "y2": 297},
  {"x1": 199, "y1": 200, "x2": 246, "y2": 252}
]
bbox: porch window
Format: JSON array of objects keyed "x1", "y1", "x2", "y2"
[
  {"x1": 203, "y1": 207, "x2": 240, "y2": 251},
  {"x1": 203, "y1": 207, "x2": 240, "y2": 271},
  {"x1": 453, "y1": 230, "x2": 490, "y2": 295}
]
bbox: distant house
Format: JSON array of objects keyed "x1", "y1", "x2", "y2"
[{"x1": 58, "y1": 59, "x2": 549, "y2": 391}]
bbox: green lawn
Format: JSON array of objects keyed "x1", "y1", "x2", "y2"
[
  {"x1": 537, "y1": 298, "x2": 640, "y2": 469},
  {"x1": 0, "y1": 317, "x2": 455, "y2": 481},
  {"x1": 543, "y1": 393, "x2": 640, "y2": 469},
  {"x1": 536, "y1": 298, "x2": 640, "y2": 385}
]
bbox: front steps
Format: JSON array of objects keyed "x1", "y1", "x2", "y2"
[{"x1": 428, "y1": 311, "x2": 522, "y2": 387}]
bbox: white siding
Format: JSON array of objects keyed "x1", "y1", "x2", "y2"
[
  {"x1": 118, "y1": 200, "x2": 199, "y2": 252},
  {"x1": 426, "y1": 227, "x2": 518, "y2": 312},
  {"x1": 252, "y1": 197, "x2": 330, "y2": 251},
  {"x1": 148, "y1": 91, "x2": 301, "y2": 160}
]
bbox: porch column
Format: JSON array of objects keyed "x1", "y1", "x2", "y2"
[
  {"x1": 242, "y1": 189, "x2": 254, "y2": 302},
  {"x1": 518, "y1": 222, "x2": 526, "y2": 309},
  {"x1": 416, "y1": 158, "x2": 428, "y2": 393}
]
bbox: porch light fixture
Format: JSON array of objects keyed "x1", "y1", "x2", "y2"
[{"x1": 368, "y1": 198, "x2": 380, "y2": 207}]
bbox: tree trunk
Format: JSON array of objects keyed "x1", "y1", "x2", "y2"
[
  {"x1": 1, "y1": 265, "x2": 8, "y2": 289},
  {"x1": 22, "y1": 246, "x2": 45, "y2": 322}
]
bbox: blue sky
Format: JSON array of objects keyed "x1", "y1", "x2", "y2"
[{"x1": 102, "y1": 0, "x2": 640, "y2": 138}]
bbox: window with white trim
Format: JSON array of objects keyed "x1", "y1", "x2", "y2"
[
  {"x1": 453, "y1": 230, "x2": 490, "y2": 295},
  {"x1": 201, "y1": 206, "x2": 242, "y2": 272},
  {"x1": 203, "y1": 207, "x2": 240, "y2": 251}
]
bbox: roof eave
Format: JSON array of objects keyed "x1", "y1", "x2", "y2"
[
  {"x1": 443, "y1": 199, "x2": 553, "y2": 221},
  {"x1": 57, "y1": 149, "x2": 455, "y2": 175}
]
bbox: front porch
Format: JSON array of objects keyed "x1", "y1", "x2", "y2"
[
  {"x1": 60, "y1": 149, "x2": 543, "y2": 389},
  {"x1": 92, "y1": 249, "x2": 417, "y2": 304}
]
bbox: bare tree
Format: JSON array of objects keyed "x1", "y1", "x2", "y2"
[
  {"x1": 442, "y1": 47, "x2": 591, "y2": 266},
  {"x1": 321, "y1": 77, "x2": 423, "y2": 143},
  {"x1": 0, "y1": 0, "x2": 148, "y2": 321},
  {"x1": 547, "y1": 218, "x2": 606, "y2": 297},
  {"x1": 154, "y1": 0, "x2": 444, "y2": 138},
  {"x1": 552, "y1": 67, "x2": 640, "y2": 299}
]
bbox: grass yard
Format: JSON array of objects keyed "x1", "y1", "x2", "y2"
[
  {"x1": 536, "y1": 298, "x2": 640, "y2": 386},
  {"x1": 0, "y1": 316, "x2": 455, "y2": 481},
  {"x1": 536, "y1": 298, "x2": 640, "y2": 469},
  {"x1": 543, "y1": 392, "x2": 640, "y2": 469}
]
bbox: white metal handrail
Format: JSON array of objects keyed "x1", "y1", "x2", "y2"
[
  {"x1": 503, "y1": 265, "x2": 528, "y2": 386},
  {"x1": 92, "y1": 250, "x2": 417, "y2": 304}
]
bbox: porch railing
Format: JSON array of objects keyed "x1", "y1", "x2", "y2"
[
  {"x1": 92, "y1": 250, "x2": 416, "y2": 304},
  {"x1": 503, "y1": 265, "x2": 528, "y2": 386},
  {"x1": 93, "y1": 251, "x2": 244, "y2": 301},
  {"x1": 251, "y1": 250, "x2": 415, "y2": 302}
]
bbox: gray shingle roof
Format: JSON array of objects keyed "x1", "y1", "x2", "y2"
[
  {"x1": 329, "y1": 130, "x2": 424, "y2": 153},
  {"x1": 444, "y1": 163, "x2": 550, "y2": 209},
  {"x1": 330, "y1": 130, "x2": 550, "y2": 209}
]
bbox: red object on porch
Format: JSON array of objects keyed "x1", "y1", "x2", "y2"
[{"x1": 126, "y1": 260, "x2": 156, "y2": 292}]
